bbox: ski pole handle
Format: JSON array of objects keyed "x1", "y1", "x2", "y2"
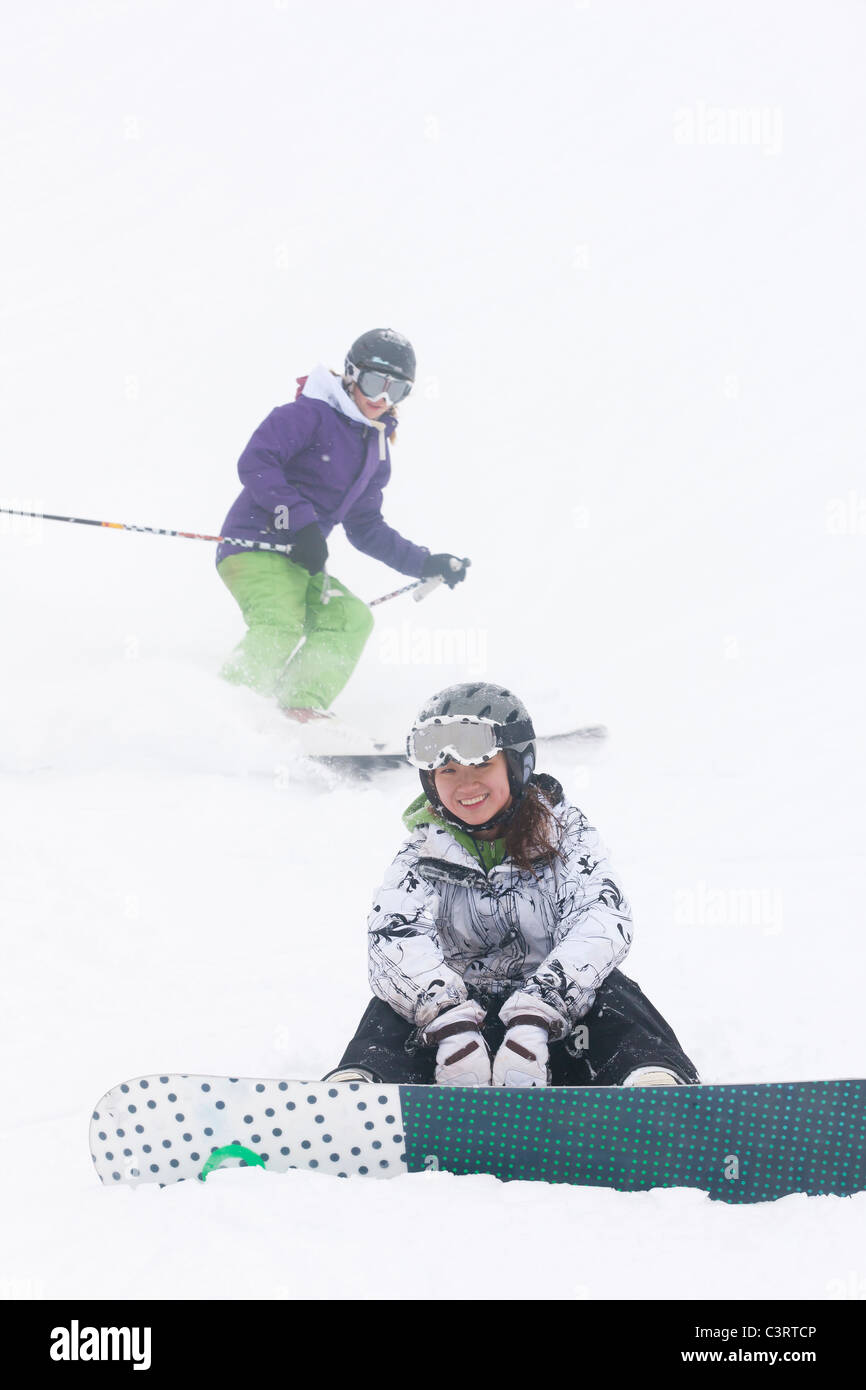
[{"x1": 411, "y1": 576, "x2": 444, "y2": 602}]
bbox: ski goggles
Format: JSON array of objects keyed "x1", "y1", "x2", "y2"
[
  {"x1": 406, "y1": 715, "x2": 535, "y2": 771},
  {"x1": 346, "y1": 361, "x2": 413, "y2": 406}
]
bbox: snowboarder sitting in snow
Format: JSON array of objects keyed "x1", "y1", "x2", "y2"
[
  {"x1": 326, "y1": 683, "x2": 700, "y2": 1088},
  {"x1": 216, "y1": 328, "x2": 467, "y2": 721}
]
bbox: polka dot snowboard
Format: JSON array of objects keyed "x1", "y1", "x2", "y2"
[
  {"x1": 89, "y1": 1076, "x2": 408, "y2": 1185},
  {"x1": 90, "y1": 1075, "x2": 866, "y2": 1202}
]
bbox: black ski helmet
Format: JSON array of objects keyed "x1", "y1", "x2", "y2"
[
  {"x1": 411, "y1": 682, "x2": 536, "y2": 834},
  {"x1": 346, "y1": 328, "x2": 416, "y2": 382}
]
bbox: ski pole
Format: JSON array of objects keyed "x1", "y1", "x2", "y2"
[
  {"x1": 306, "y1": 555, "x2": 471, "y2": 609},
  {"x1": 0, "y1": 507, "x2": 295, "y2": 554},
  {"x1": 0, "y1": 507, "x2": 469, "y2": 606},
  {"x1": 369, "y1": 557, "x2": 471, "y2": 607},
  {"x1": 369, "y1": 576, "x2": 438, "y2": 607},
  {"x1": 328, "y1": 572, "x2": 445, "y2": 608}
]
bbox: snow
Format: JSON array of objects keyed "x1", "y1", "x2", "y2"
[{"x1": 2, "y1": 0, "x2": 866, "y2": 1301}]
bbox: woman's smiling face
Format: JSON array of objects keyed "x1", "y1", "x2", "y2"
[{"x1": 432, "y1": 751, "x2": 512, "y2": 827}]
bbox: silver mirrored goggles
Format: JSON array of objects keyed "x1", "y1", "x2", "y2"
[
  {"x1": 406, "y1": 716, "x2": 535, "y2": 771},
  {"x1": 345, "y1": 360, "x2": 413, "y2": 406}
]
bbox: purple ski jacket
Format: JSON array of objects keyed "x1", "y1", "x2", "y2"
[{"x1": 216, "y1": 364, "x2": 430, "y2": 576}]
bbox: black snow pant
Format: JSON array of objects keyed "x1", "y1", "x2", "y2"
[{"x1": 328, "y1": 969, "x2": 700, "y2": 1086}]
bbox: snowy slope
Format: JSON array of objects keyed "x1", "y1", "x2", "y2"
[{"x1": 2, "y1": 0, "x2": 866, "y2": 1300}]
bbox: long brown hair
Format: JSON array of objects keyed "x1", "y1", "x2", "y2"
[{"x1": 502, "y1": 778, "x2": 565, "y2": 873}]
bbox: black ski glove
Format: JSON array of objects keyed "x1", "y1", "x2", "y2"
[
  {"x1": 290, "y1": 522, "x2": 328, "y2": 575},
  {"x1": 421, "y1": 553, "x2": 470, "y2": 588}
]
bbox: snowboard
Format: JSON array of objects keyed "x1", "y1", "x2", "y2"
[{"x1": 90, "y1": 1075, "x2": 866, "y2": 1203}]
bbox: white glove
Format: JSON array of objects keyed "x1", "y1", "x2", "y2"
[
  {"x1": 425, "y1": 1001, "x2": 491, "y2": 1086},
  {"x1": 492, "y1": 1019, "x2": 550, "y2": 1087}
]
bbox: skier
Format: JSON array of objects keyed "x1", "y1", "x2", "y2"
[
  {"x1": 216, "y1": 328, "x2": 467, "y2": 721},
  {"x1": 325, "y1": 682, "x2": 700, "y2": 1087}
]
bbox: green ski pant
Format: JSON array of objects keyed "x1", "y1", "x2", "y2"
[{"x1": 217, "y1": 551, "x2": 375, "y2": 710}]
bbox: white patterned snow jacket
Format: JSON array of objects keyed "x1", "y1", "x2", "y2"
[{"x1": 367, "y1": 776, "x2": 634, "y2": 1041}]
